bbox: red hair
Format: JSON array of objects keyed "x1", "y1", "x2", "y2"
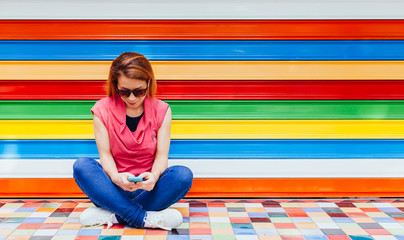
[{"x1": 106, "y1": 52, "x2": 157, "y2": 98}]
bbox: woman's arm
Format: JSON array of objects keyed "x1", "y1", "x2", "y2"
[
  {"x1": 151, "y1": 106, "x2": 172, "y2": 179},
  {"x1": 93, "y1": 113, "x2": 137, "y2": 191},
  {"x1": 137, "y1": 106, "x2": 172, "y2": 191}
]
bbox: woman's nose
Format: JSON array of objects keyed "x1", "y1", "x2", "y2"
[{"x1": 128, "y1": 92, "x2": 137, "y2": 101}]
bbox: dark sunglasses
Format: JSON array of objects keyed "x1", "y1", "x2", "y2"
[{"x1": 116, "y1": 87, "x2": 148, "y2": 98}]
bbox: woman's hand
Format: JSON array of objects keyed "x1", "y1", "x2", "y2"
[
  {"x1": 111, "y1": 172, "x2": 139, "y2": 192},
  {"x1": 136, "y1": 172, "x2": 158, "y2": 191}
]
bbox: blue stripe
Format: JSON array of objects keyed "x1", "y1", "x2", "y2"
[
  {"x1": 2, "y1": 139, "x2": 404, "y2": 159},
  {"x1": 1, "y1": 40, "x2": 404, "y2": 60}
]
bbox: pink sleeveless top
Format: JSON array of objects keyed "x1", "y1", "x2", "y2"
[{"x1": 91, "y1": 94, "x2": 169, "y2": 176}]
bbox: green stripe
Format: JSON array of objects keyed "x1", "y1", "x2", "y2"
[
  {"x1": 2, "y1": 100, "x2": 404, "y2": 120},
  {"x1": 0, "y1": 100, "x2": 96, "y2": 120}
]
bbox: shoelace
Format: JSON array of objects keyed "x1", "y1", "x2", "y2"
[{"x1": 144, "y1": 213, "x2": 171, "y2": 231}]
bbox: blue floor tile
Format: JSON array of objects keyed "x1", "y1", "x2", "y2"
[
  {"x1": 332, "y1": 217, "x2": 355, "y2": 223},
  {"x1": 304, "y1": 236, "x2": 328, "y2": 240},
  {"x1": 232, "y1": 228, "x2": 256, "y2": 235},
  {"x1": 15, "y1": 207, "x2": 38, "y2": 212},
  {"x1": 247, "y1": 212, "x2": 268, "y2": 218},
  {"x1": 189, "y1": 217, "x2": 209, "y2": 223},
  {"x1": 167, "y1": 235, "x2": 190, "y2": 240},
  {"x1": 189, "y1": 207, "x2": 208, "y2": 212},
  {"x1": 373, "y1": 217, "x2": 398, "y2": 223},
  {"x1": 78, "y1": 229, "x2": 103, "y2": 236},
  {"x1": 302, "y1": 208, "x2": 324, "y2": 212},
  {"x1": 378, "y1": 208, "x2": 401, "y2": 212},
  {"x1": 23, "y1": 217, "x2": 47, "y2": 223},
  {"x1": 0, "y1": 223, "x2": 20, "y2": 229}
]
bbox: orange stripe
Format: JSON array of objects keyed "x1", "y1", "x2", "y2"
[
  {"x1": 2, "y1": 20, "x2": 404, "y2": 40},
  {"x1": 1, "y1": 178, "x2": 404, "y2": 198}
]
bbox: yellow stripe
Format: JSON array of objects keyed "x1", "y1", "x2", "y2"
[
  {"x1": 2, "y1": 61, "x2": 404, "y2": 80},
  {"x1": 2, "y1": 120, "x2": 404, "y2": 139}
]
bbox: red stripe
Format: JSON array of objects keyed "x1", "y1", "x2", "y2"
[
  {"x1": 0, "y1": 81, "x2": 107, "y2": 100},
  {"x1": 2, "y1": 20, "x2": 404, "y2": 40},
  {"x1": 1, "y1": 80, "x2": 404, "y2": 100}
]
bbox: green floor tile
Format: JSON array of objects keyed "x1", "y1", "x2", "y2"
[
  {"x1": 211, "y1": 223, "x2": 232, "y2": 229},
  {"x1": 352, "y1": 203, "x2": 373, "y2": 208},
  {"x1": 366, "y1": 213, "x2": 389, "y2": 218},
  {"x1": 337, "y1": 223, "x2": 361, "y2": 229},
  {"x1": 281, "y1": 203, "x2": 301, "y2": 208},
  {"x1": 51, "y1": 236, "x2": 76, "y2": 240},
  {"x1": 225, "y1": 203, "x2": 244, "y2": 208},
  {"x1": 387, "y1": 228, "x2": 404, "y2": 235},
  {"x1": 9, "y1": 213, "x2": 32, "y2": 218},
  {"x1": 212, "y1": 235, "x2": 236, "y2": 240},
  {"x1": 277, "y1": 229, "x2": 301, "y2": 235},
  {"x1": 10, "y1": 229, "x2": 36, "y2": 236},
  {"x1": 228, "y1": 213, "x2": 248, "y2": 217},
  {"x1": 3, "y1": 203, "x2": 25, "y2": 208},
  {"x1": 177, "y1": 222, "x2": 189, "y2": 229}
]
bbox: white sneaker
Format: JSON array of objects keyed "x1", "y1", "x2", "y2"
[
  {"x1": 143, "y1": 208, "x2": 183, "y2": 231},
  {"x1": 80, "y1": 207, "x2": 115, "y2": 229}
]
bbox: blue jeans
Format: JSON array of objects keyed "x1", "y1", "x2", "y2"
[{"x1": 73, "y1": 157, "x2": 193, "y2": 228}]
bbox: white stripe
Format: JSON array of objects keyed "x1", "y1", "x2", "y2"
[
  {"x1": 0, "y1": 0, "x2": 403, "y2": 19},
  {"x1": 1, "y1": 159, "x2": 404, "y2": 178}
]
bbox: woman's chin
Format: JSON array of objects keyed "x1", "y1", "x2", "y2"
[{"x1": 125, "y1": 101, "x2": 143, "y2": 109}]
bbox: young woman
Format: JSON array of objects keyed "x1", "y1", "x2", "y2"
[{"x1": 73, "y1": 52, "x2": 193, "y2": 230}]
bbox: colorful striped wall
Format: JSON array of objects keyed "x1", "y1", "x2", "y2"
[{"x1": 1, "y1": 0, "x2": 404, "y2": 198}]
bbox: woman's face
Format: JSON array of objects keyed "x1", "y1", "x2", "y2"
[{"x1": 116, "y1": 75, "x2": 148, "y2": 110}]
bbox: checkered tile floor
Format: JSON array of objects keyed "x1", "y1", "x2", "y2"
[{"x1": 1, "y1": 199, "x2": 404, "y2": 240}]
